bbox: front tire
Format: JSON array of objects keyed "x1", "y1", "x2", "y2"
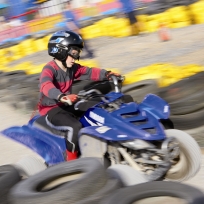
[{"x1": 164, "y1": 129, "x2": 202, "y2": 181}]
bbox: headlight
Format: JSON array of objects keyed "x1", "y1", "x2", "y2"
[{"x1": 121, "y1": 139, "x2": 155, "y2": 150}]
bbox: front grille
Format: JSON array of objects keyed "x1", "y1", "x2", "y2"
[
  {"x1": 121, "y1": 111, "x2": 139, "y2": 118},
  {"x1": 130, "y1": 120, "x2": 148, "y2": 126},
  {"x1": 120, "y1": 110, "x2": 157, "y2": 135}
]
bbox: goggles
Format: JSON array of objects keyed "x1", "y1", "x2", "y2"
[{"x1": 67, "y1": 46, "x2": 82, "y2": 60}]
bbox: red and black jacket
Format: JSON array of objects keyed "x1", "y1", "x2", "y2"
[{"x1": 38, "y1": 60, "x2": 107, "y2": 115}]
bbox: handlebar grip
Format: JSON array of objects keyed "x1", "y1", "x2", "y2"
[{"x1": 60, "y1": 98, "x2": 72, "y2": 106}]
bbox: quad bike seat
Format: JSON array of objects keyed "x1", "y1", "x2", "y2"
[{"x1": 33, "y1": 115, "x2": 67, "y2": 138}]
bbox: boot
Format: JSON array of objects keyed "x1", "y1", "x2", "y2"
[{"x1": 66, "y1": 150, "x2": 78, "y2": 161}]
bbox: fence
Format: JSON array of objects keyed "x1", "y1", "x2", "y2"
[{"x1": 0, "y1": 0, "x2": 123, "y2": 44}]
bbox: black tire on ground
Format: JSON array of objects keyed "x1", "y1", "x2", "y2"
[
  {"x1": 100, "y1": 181, "x2": 204, "y2": 204},
  {"x1": 166, "y1": 0, "x2": 198, "y2": 6},
  {"x1": 122, "y1": 79, "x2": 159, "y2": 102},
  {"x1": 145, "y1": 1, "x2": 169, "y2": 15},
  {"x1": 9, "y1": 158, "x2": 108, "y2": 204},
  {"x1": 0, "y1": 71, "x2": 26, "y2": 78},
  {"x1": 0, "y1": 165, "x2": 21, "y2": 204},
  {"x1": 0, "y1": 71, "x2": 26, "y2": 89},
  {"x1": 169, "y1": 90, "x2": 204, "y2": 115},
  {"x1": 15, "y1": 99, "x2": 38, "y2": 111},
  {"x1": 76, "y1": 179, "x2": 122, "y2": 204},
  {"x1": 158, "y1": 72, "x2": 204, "y2": 102},
  {"x1": 170, "y1": 108, "x2": 204, "y2": 130}
]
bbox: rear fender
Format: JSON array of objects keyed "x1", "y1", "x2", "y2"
[
  {"x1": 1, "y1": 125, "x2": 67, "y2": 166},
  {"x1": 139, "y1": 94, "x2": 170, "y2": 119}
]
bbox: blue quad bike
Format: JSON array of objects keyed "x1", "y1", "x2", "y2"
[{"x1": 1, "y1": 76, "x2": 201, "y2": 182}]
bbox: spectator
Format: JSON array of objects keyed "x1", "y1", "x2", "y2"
[
  {"x1": 118, "y1": 0, "x2": 140, "y2": 35},
  {"x1": 63, "y1": 0, "x2": 94, "y2": 59}
]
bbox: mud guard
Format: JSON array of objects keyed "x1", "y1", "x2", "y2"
[
  {"x1": 139, "y1": 94, "x2": 170, "y2": 119},
  {"x1": 1, "y1": 126, "x2": 66, "y2": 166}
]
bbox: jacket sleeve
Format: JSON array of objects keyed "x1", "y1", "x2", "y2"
[
  {"x1": 39, "y1": 65, "x2": 62, "y2": 100},
  {"x1": 74, "y1": 63, "x2": 107, "y2": 81}
]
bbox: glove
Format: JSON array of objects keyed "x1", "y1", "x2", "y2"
[
  {"x1": 106, "y1": 71, "x2": 121, "y2": 80},
  {"x1": 58, "y1": 94, "x2": 78, "y2": 105}
]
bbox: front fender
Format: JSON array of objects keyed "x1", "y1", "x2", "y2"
[
  {"x1": 139, "y1": 94, "x2": 170, "y2": 119},
  {"x1": 1, "y1": 125, "x2": 67, "y2": 165}
]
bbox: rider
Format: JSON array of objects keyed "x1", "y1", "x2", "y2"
[{"x1": 38, "y1": 30, "x2": 121, "y2": 160}]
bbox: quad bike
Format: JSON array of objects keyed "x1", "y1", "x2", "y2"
[{"x1": 1, "y1": 76, "x2": 201, "y2": 182}]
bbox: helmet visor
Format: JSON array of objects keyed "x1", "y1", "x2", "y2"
[{"x1": 68, "y1": 46, "x2": 82, "y2": 60}]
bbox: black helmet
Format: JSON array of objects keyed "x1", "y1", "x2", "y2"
[{"x1": 48, "y1": 30, "x2": 84, "y2": 62}]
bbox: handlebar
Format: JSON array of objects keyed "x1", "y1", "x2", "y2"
[
  {"x1": 62, "y1": 75, "x2": 124, "y2": 110},
  {"x1": 111, "y1": 75, "x2": 121, "y2": 93}
]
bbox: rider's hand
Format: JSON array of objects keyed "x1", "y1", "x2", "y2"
[
  {"x1": 106, "y1": 71, "x2": 121, "y2": 80},
  {"x1": 58, "y1": 94, "x2": 78, "y2": 105}
]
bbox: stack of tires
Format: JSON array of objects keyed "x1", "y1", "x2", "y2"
[
  {"x1": 158, "y1": 71, "x2": 204, "y2": 130},
  {"x1": 0, "y1": 71, "x2": 40, "y2": 112},
  {"x1": 1, "y1": 157, "x2": 204, "y2": 204}
]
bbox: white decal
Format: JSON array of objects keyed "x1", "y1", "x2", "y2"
[
  {"x1": 164, "y1": 105, "x2": 169, "y2": 113},
  {"x1": 50, "y1": 47, "x2": 58, "y2": 53},
  {"x1": 84, "y1": 116, "x2": 97, "y2": 126},
  {"x1": 96, "y1": 122, "x2": 103, "y2": 126},
  {"x1": 145, "y1": 133, "x2": 151, "y2": 137},
  {"x1": 53, "y1": 31, "x2": 69, "y2": 37},
  {"x1": 89, "y1": 111, "x2": 105, "y2": 124},
  {"x1": 50, "y1": 37, "x2": 64, "y2": 44},
  {"x1": 96, "y1": 126, "x2": 111, "y2": 134},
  {"x1": 65, "y1": 33, "x2": 70, "y2": 37},
  {"x1": 117, "y1": 135, "x2": 127, "y2": 138}
]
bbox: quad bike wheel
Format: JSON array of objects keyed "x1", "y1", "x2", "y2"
[{"x1": 164, "y1": 129, "x2": 202, "y2": 181}]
